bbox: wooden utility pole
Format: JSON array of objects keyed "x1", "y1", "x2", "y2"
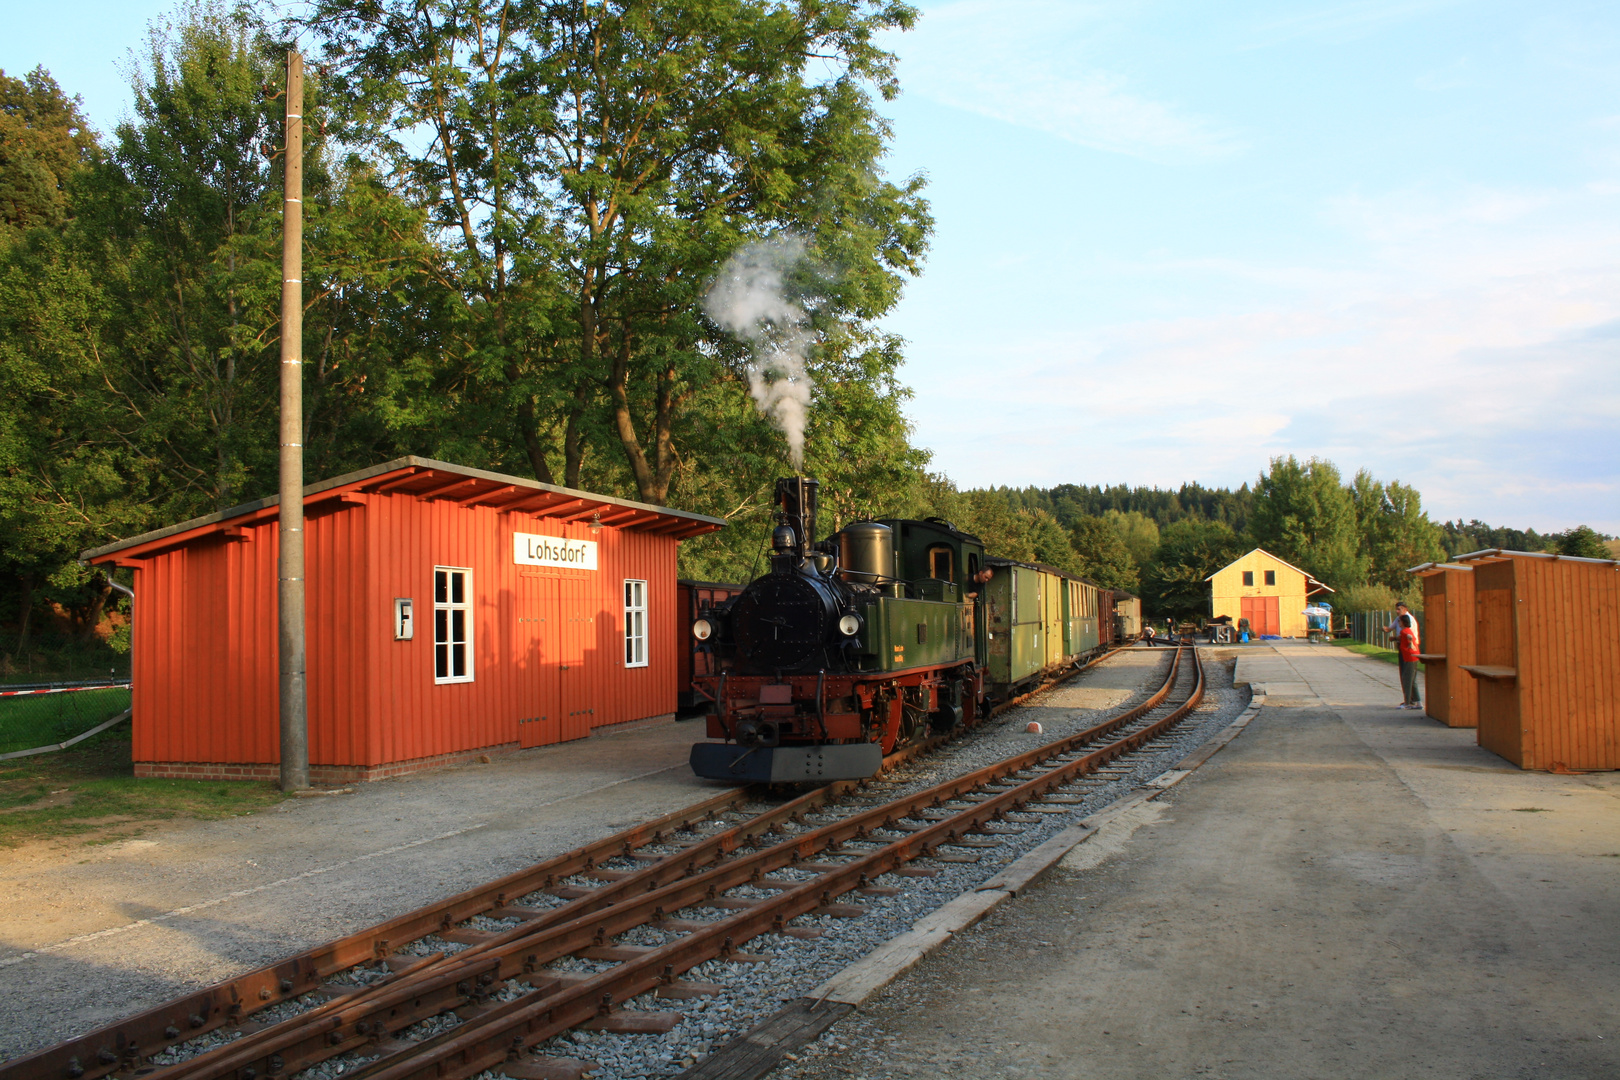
[{"x1": 278, "y1": 51, "x2": 309, "y2": 791}]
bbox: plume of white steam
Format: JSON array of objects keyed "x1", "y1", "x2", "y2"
[{"x1": 704, "y1": 236, "x2": 815, "y2": 469}]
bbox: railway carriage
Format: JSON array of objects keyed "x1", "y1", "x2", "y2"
[{"x1": 689, "y1": 477, "x2": 1115, "y2": 783}]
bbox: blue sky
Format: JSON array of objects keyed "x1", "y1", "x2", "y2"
[{"x1": 7, "y1": 0, "x2": 1619, "y2": 532}]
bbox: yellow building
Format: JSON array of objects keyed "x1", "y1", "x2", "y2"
[{"x1": 1206, "y1": 548, "x2": 1333, "y2": 638}]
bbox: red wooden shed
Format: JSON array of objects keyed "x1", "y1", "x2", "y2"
[
  {"x1": 1454, "y1": 549, "x2": 1620, "y2": 772},
  {"x1": 82, "y1": 458, "x2": 724, "y2": 783}
]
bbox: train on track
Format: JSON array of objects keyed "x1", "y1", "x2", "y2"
[{"x1": 688, "y1": 477, "x2": 1140, "y2": 783}]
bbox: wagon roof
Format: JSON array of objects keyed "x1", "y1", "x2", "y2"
[{"x1": 81, "y1": 456, "x2": 726, "y2": 563}]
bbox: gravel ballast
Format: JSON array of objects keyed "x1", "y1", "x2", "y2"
[
  {"x1": 503, "y1": 648, "x2": 1249, "y2": 1080},
  {"x1": 2, "y1": 648, "x2": 1249, "y2": 1080}
]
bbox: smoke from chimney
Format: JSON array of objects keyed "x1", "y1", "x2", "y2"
[{"x1": 704, "y1": 236, "x2": 815, "y2": 469}]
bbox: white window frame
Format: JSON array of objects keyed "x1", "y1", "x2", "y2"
[
  {"x1": 624, "y1": 579, "x2": 648, "y2": 668},
  {"x1": 434, "y1": 566, "x2": 474, "y2": 684}
]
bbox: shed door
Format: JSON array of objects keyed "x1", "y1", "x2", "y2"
[
  {"x1": 559, "y1": 576, "x2": 593, "y2": 740},
  {"x1": 517, "y1": 572, "x2": 560, "y2": 748},
  {"x1": 1240, "y1": 596, "x2": 1281, "y2": 636}
]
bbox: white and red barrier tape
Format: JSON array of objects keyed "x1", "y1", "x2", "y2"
[{"x1": 0, "y1": 683, "x2": 131, "y2": 698}]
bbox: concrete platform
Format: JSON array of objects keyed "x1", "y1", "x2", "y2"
[
  {"x1": 0, "y1": 716, "x2": 731, "y2": 1059},
  {"x1": 776, "y1": 643, "x2": 1620, "y2": 1079}
]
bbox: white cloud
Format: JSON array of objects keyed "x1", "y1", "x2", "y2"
[{"x1": 891, "y1": 0, "x2": 1240, "y2": 162}]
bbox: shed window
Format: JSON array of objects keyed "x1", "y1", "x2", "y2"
[
  {"x1": 434, "y1": 567, "x2": 473, "y2": 683},
  {"x1": 1265, "y1": 570, "x2": 1276, "y2": 586},
  {"x1": 1242, "y1": 571, "x2": 1254, "y2": 586},
  {"x1": 624, "y1": 579, "x2": 648, "y2": 668}
]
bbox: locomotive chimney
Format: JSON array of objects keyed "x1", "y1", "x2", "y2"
[{"x1": 773, "y1": 477, "x2": 819, "y2": 562}]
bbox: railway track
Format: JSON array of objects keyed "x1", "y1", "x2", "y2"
[{"x1": 4, "y1": 645, "x2": 1202, "y2": 1080}]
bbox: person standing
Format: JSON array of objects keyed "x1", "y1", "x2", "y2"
[
  {"x1": 1385, "y1": 601, "x2": 1416, "y2": 650},
  {"x1": 1396, "y1": 610, "x2": 1422, "y2": 710}
]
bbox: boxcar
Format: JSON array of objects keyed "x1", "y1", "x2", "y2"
[
  {"x1": 1113, "y1": 592, "x2": 1142, "y2": 640},
  {"x1": 676, "y1": 579, "x2": 744, "y2": 711}
]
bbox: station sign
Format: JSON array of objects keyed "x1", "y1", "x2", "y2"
[{"x1": 513, "y1": 532, "x2": 597, "y2": 570}]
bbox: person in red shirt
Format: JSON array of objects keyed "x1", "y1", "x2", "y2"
[{"x1": 1396, "y1": 606, "x2": 1422, "y2": 710}]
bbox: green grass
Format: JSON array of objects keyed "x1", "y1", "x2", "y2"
[
  {"x1": 0, "y1": 731, "x2": 289, "y2": 848},
  {"x1": 0, "y1": 686, "x2": 132, "y2": 754},
  {"x1": 1327, "y1": 639, "x2": 1423, "y2": 671}
]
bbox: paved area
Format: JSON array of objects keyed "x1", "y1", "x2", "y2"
[
  {"x1": 776, "y1": 643, "x2": 1620, "y2": 1080},
  {"x1": 0, "y1": 717, "x2": 728, "y2": 1059}
]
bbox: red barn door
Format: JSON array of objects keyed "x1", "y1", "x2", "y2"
[{"x1": 1240, "y1": 596, "x2": 1281, "y2": 636}]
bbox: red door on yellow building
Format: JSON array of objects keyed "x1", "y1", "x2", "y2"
[{"x1": 1241, "y1": 596, "x2": 1280, "y2": 636}]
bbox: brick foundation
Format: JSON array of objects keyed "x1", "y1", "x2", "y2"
[{"x1": 134, "y1": 742, "x2": 524, "y2": 784}]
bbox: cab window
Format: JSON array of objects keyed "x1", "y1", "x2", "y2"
[{"x1": 928, "y1": 545, "x2": 955, "y2": 582}]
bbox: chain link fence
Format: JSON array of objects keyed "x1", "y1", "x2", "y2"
[
  {"x1": 1345, "y1": 610, "x2": 1424, "y2": 650},
  {"x1": 0, "y1": 681, "x2": 132, "y2": 757}
]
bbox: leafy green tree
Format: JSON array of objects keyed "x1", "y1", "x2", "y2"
[
  {"x1": 1349, "y1": 469, "x2": 1444, "y2": 589},
  {"x1": 1439, "y1": 519, "x2": 1550, "y2": 558},
  {"x1": 1142, "y1": 519, "x2": 1242, "y2": 620},
  {"x1": 1102, "y1": 509, "x2": 1159, "y2": 569},
  {"x1": 1557, "y1": 525, "x2": 1612, "y2": 559},
  {"x1": 0, "y1": 67, "x2": 99, "y2": 245},
  {"x1": 672, "y1": 342, "x2": 930, "y2": 582},
  {"x1": 1250, "y1": 456, "x2": 1366, "y2": 590},
  {"x1": 1, "y1": 5, "x2": 449, "y2": 649},
  {"x1": 1068, "y1": 516, "x2": 1138, "y2": 591},
  {"x1": 308, "y1": 0, "x2": 930, "y2": 502},
  {"x1": 1333, "y1": 582, "x2": 1402, "y2": 615}
]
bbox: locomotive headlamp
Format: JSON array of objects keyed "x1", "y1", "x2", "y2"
[
  {"x1": 692, "y1": 618, "x2": 713, "y2": 641},
  {"x1": 838, "y1": 613, "x2": 861, "y2": 637}
]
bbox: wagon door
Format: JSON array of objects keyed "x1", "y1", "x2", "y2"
[{"x1": 517, "y1": 571, "x2": 560, "y2": 748}]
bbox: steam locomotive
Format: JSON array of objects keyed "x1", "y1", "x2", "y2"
[{"x1": 688, "y1": 478, "x2": 1128, "y2": 783}]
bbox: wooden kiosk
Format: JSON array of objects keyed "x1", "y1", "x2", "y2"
[
  {"x1": 1408, "y1": 562, "x2": 1480, "y2": 727},
  {"x1": 1453, "y1": 549, "x2": 1620, "y2": 772}
]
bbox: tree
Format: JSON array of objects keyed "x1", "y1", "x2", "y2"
[
  {"x1": 1250, "y1": 456, "x2": 1365, "y2": 590},
  {"x1": 308, "y1": 0, "x2": 930, "y2": 503},
  {"x1": 0, "y1": 6, "x2": 448, "y2": 651},
  {"x1": 1350, "y1": 469, "x2": 1443, "y2": 589},
  {"x1": 1068, "y1": 516, "x2": 1138, "y2": 591},
  {"x1": 1557, "y1": 525, "x2": 1612, "y2": 559},
  {"x1": 1141, "y1": 519, "x2": 1242, "y2": 620},
  {"x1": 1439, "y1": 519, "x2": 1549, "y2": 558},
  {"x1": 0, "y1": 67, "x2": 99, "y2": 244},
  {"x1": 1102, "y1": 509, "x2": 1158, "y2": 570}
]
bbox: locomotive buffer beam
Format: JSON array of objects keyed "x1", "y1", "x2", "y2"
[{"x1": 690, "y1": 742, "x2": 883, "y2": 784}]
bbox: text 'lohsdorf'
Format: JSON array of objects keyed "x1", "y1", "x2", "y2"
[{"x1": 513, "y1": 533, "x2": 598, "y2": 570}]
